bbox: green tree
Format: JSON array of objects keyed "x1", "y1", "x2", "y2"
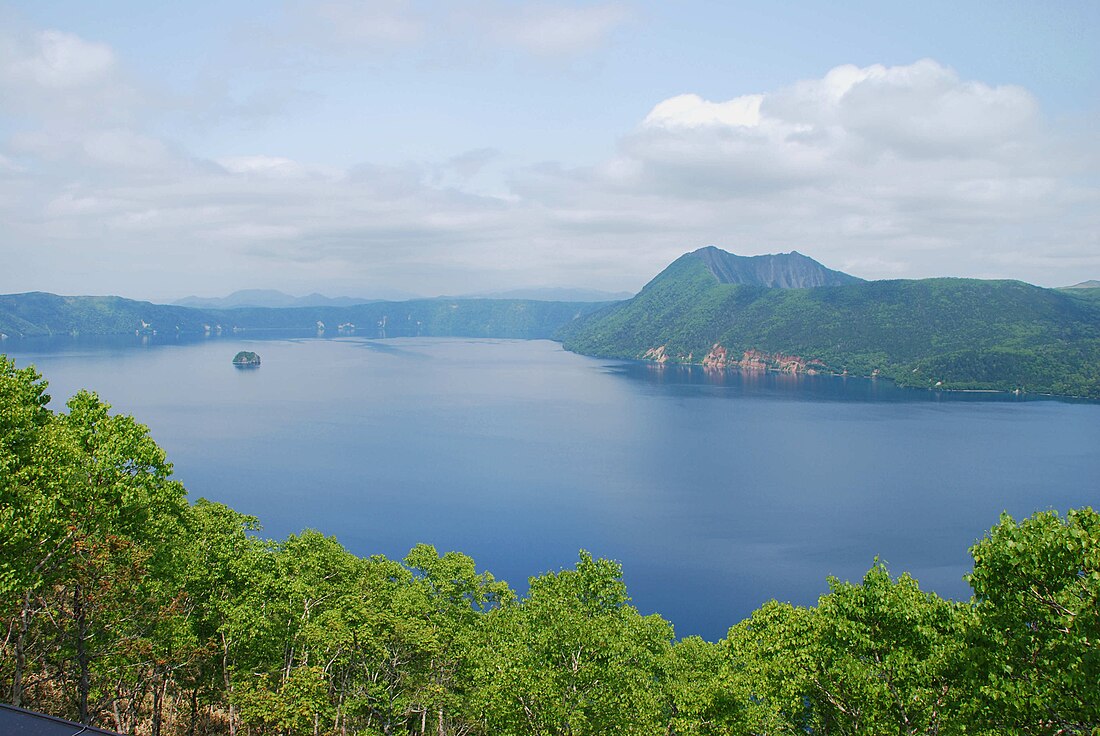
[
  {"x1": 966, "y1": 508, "x2": 1100, "y2": 734},
  {"x1": 726, "y1": 600, "x2": 818, "y2": 734},
  {"x1": 474, "y1": 552, "x2": 673, "y2": 736},
  {"x1": 810, "y1": 564, "x2": 968, "y2": 735},
  {"x1": 662, "y1": 635, "x2": 748, "y2": 736},
  {"x1": 728, "y1": 566, "x2": 968, "y2": 736},
  {"x1": 180, "y1": 499, "x2": 276, "y2": 735},
  {"x1": 402, "y1": 544, "x2": 512, "y2": 735},
  {"x1": 55, "y1": 390, "x2": 192, "y2": 728},
  {"x1": 0, "y1": 357, "x2": 71, "y2": 708}
]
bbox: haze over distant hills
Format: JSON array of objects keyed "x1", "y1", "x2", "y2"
[
  {"x1": 1064, "y1": 280, "x2": 1100, "y2": 290},
  {"x1": 455, "y1": 287, "x2": 634, "y2": 302},
  {"x1": 174, "y1": 287, "x2": 631, "y2": 309},
  {"x1": 174, "y1": 289, "x2": 391, "y2": 309}
]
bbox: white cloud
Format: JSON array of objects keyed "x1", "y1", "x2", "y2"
[
  {"x1": 0, "y1": 26, "x2": 139, "y2": 127},
  {"x1": 1, "y1": 29, "x2": 115, "y2": 89},
  {"x1": 484, "y1": 2, "x2": 631, "y2": 56},
  {"x1": 284, "y1": 0, "x2": 424, "y2": 51},
  {"x1": 265, "y1": 0, "x2": 630, "y2": 62},
  {"x1": 1, "y1": 47, "x2": 1097, "y2": 299},
  {"x1": 216, "y1": 155, "x2": 333, "y2": 180},
  {"x1": 507, "y1": 60, "x2": 1097, "y2": 284},
  {"x1": 644, "y1": 93, "x2": 763, "y2": 129}
]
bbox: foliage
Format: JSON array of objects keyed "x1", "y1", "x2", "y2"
[
  {"x1": 965, "y1": 508, "x2": 1100, "y2": 734},
  {"x1": 473, "y1": 552, "x2": 672, "y2": 735}
]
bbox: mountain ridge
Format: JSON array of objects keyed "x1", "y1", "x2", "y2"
[{"x1": 690, "y1": 246, "x2": 864, "y2": 287}]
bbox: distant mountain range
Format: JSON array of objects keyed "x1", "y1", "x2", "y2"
[
  {"x1": 177, "y1": 287, "x2": 633, "y2": 309},
  {"x1": 457, "y1": 287, "x2": 634, "y2": 302},
  {"x1": 174, "y1": 289, "x2": 386, "y2": 309},
  {"x1": 559, "y1": 247, "x2": 1100, "y2": 398},
  {"x1": 1064, "y1": 280, "x2": 1100, "y2": 290}
]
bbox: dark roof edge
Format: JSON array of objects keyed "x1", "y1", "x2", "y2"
[{"x1": 0, "y1": 703, "x2": 123, "y2": 735}]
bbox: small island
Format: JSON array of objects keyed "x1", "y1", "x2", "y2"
[{"x1": 232, "y1": 350, "x2": 261, "y2": 368}]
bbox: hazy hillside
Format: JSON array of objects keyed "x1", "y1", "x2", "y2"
[
  {"x1": 0, "y1": 292, "x2": 605, "y2": 341},
  {"x1": 560, "y1": 248, "x2": 1100, "y2": 397}
]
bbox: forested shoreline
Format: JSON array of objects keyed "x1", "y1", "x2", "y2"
[{"x1": 2, "y1": 355, "x2": 1097, "y2": 735}]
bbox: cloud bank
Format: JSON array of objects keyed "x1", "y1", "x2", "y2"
[{"x1": 1, "y1": 17, "x2": 1097, "y2": 300}]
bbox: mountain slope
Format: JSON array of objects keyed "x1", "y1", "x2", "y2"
[
  {"x1": 0, "y1": 292, "x2": 605, "y2": 341},
  {"x1": 559, "y1": 248, "x2": 1100, "y2": 397}
]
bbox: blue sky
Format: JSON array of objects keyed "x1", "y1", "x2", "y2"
[{"x1": 1, "y1": 1, "x2": 1097, "y2": 299}]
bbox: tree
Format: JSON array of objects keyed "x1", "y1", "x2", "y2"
[
  {"x1": 474, "y1": 552, "x2": 673, "y2": 736},
  {"x1": 53, "y1": 390, "x2": 192, "y2": 729},
  {"x1": 180, "y1": 499, "x2": 275, "y2": 735},
  {"x1": 727, "y1": 565, "x2": 969, "y2": 736},
  {"x1": 726, "y1": 600, "x2": 819, "y2": 734},
  {"x1": 1, "y1": 372, "x2": 193, "y2": 729},
  {"x1": 402, "y1": 544, "x2": 512, "y2": 736},
  {"x1": 966, "y1": 508, "x2": 1100, "y2": 734},
  {"x1": 662, "y1": 635, "x2": 747, "y2": 736},
  {"x1": 810, "y1": 564, "x2": 968, "y2": 735},
  {"x1": 0, "y1": 357, "x2": 70, "y2": 709}
]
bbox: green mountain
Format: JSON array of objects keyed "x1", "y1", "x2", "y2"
[
  {"x1": 0, "y1": 292, "x2": 605, "y2": 341},
  {"x1": 559, "y1": 247, "x2": 1100, "y2": 398}
]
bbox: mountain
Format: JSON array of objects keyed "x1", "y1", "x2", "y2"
[
  {"x1": 0, "y1": 292, "x2": 605, "y2": 341},
  {"x1": 1063, "y1": 280, "x2": 1100, "y2": 289},
  {"x1": 174, "y1": 289, "x2": 382, "y2": 309},
  {"x1": 690, "y1": 246, "x2": 864, "y2": 287},
  {"x1": 559, "y1": 247, "x2": 1100, "y2": 398}
]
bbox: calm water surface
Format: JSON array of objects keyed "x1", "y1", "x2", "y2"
[{"x1": 6, "y1": 334, "x2": 1099, "y2": 640}]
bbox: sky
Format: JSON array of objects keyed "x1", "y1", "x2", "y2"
[{"x1": 1, "y1": 1, "x2": 1098, "y2": 301}]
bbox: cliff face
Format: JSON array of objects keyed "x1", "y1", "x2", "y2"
[{"x1": 694, "y1": 343, "x2": 830, "y2": 374}]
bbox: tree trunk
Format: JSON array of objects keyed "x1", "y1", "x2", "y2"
[
  {"x1": 222, "y1": 633, "x2": 236, "y2": 736},
  {"x1": 188, "y1": 686, "x2": 199, "y2": 736},
  {"x1": 151, "y1": 673, "x2": 164, "y2": 736},
  {"x1": 10, "y1": 591, "x2": 32, "y2": 707},
  {"x1": 75, "y1": 585, "x2": 90, "y2": 724}
]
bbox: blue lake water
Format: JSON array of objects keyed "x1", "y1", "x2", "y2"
[{"x1": 5, "y1": 334, "x2": 1099, "y2": 640}]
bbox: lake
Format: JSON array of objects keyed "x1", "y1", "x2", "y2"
[{"x1": 4, "y1": 334, "x2": 1099, "y2": 641}]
